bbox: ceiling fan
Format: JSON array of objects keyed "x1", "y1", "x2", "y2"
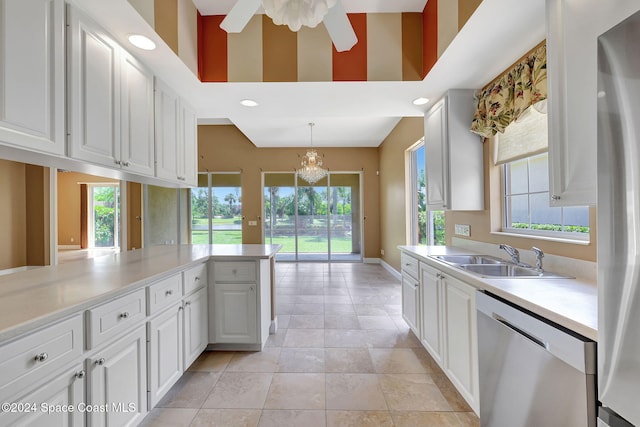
[{"x1": 220, "y1": 0, "x2": 358, "y2": 52}]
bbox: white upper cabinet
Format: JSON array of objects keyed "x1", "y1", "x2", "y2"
[
  {"x1": 0, "y1": 0, "x2": 65, "y2": 155},
  {"x1": 68, "y1": 6, "x2": 155, "y2": 177},
  {"x1": 155, "y1": 78, "x2": 198, "y2": 186},
  {"x1": 546, "y1": 0, "x2": 640, "y2": 206},
  {"x1": 425, "y1": 89, "x2": 484, "y2": 211}
]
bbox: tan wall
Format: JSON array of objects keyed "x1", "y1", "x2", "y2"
[
  {"x1": 127, "y1": 182, "x2": 143, "y2": 250},
  {"x1": 57, "y1": 172, "x2": 118, "y2": 246},
  {"x1": 446, "y1": 138, "x2": 597, "y2": 262},
  {"x1": 378, "y1": 118, "x2": 425, "y2": 271},
  {"x1": 198, "y1": 125, "x2": 381, "y2": 258},
  {"x1": 0, "y1": 160, "x2": 27, "y2": 269},
  {"x1": 25, "y1": 165, "x2": 50, "y2": 266}
]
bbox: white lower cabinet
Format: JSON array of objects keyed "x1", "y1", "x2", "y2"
[
  {"x1": 183, "y1": 287, "x2": 208, "y2": 369},
  {"x1": 401, "y1": 273, "x2": 419, "y2": 336},
  {"x1": 147, "y1": 302, "x2": 183, "y2": 408},
  {"x1": 443, "y1": 275, "x2": 479, "y2": 413},
  {"x1": 0, "y1": 364, "x2": 85, "y2": 426},
  {"x1": 403, "y1": 255, "x2": 479, "y2": 415},
  {"x1": 87, "y1": 325, "x2": 148, "y2": 427},
  {"x1": 419, "y1": 263, "x2": 443, "y2": 365},
  {"x1": 213, "y1": 283, "x2": 257, "y2": 344}
]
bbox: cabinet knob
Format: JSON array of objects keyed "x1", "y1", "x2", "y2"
[
  {"x1": 250, "y1": 286, "x2": 255, "y2": 292},
  {"x1": 75, "y1": 370, "x2": 86, "y2": 379},
  {"x1": 114, "y1": 159, "x2": 121, "y2": 166},
  {"x1": 96, "y1": 358, "x2": 106, "y2": 366},
  {"x1": 195, "y1": 277, "x2": 200, "y2": 281},
  {"x1": 551, "y1": 195, "x2": 561, "y2": 201},
  {"x1": 178, "y1": 306, "x2": 184, "y2": 311},
  {"x1": 34, "y1": 352, "x2": 48, "y2": 362},
  {"x1": 165, "y1": 290, "x2": 173, "y2": 296},
  {"x1": 119, "y1": 312, "x2": 130, "y2": 319},
  {"x1": 122, "y1": 161, "x2": 130, "y2": 167},
  {"x1": 185, "y1": 301, "x2": 191, "y2": 306},
  {"x1": 232, "y1": 269, "x2": 237, "y2": 275}
]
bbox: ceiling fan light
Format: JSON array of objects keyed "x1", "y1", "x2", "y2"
[{"x1": 263, "y1": 0, "x2": 336, "y2": 32}]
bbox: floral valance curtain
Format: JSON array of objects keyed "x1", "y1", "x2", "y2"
[{"x1": 470, "y1": 44, "x2": 547, "y2": 138}]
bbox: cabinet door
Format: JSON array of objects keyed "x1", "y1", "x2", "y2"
[
  {"x1": 154, "y1": 79, "x2": 180, "y2": 181},
  {"x1": 401, "y1": 274, "x2": 419, "y2": 336},
  {"x1": 88, "y1": 326, "x2": 147, "y2": 427},
  {"x1": 120, "y1": 51, "x2": 154, "y2": 176},
  {"x1": 420, "y1": 264, "x2": 442, "y2": 364},
  {"x1": 443, "y1": 275, "x2": 479, "y2": 413},
  {"x1": 180, "y1": 101, "x2": 198, "y2": 186},
  {"x1": 148, "y1": 303, "x2": 184, "y2": 407},
  {"x1": 425, "y1": 98, "x2": 449, "y2": 209},
  {"x1": 214, "y1": 283, "x2": 257, "y2": 344},
  {"x1": 67, "y1": 6, "x2": 120, "y2": 168},
  {"x1": 0, "y1": 0, "x2": 65, "y2": 155},
  {"x1": 0, "y1": 364, "x2": 85, "y2": 426},
  {"x1": 184, "y1": 287, "x2": 208, "y2": 369},
  {"x1": 546, "y1": 0, "x2": 640, "y2": 206}
]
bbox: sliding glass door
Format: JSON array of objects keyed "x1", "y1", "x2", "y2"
[{"x1": 263, "y1": 172, "x2": 362, "y2": 262}]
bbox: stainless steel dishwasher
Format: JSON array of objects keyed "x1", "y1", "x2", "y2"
[{"x1": 476, "y1": 291, "x2": 597, "y2": 426}]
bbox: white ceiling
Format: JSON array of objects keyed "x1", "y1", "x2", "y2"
[{"x1": 70, "y1": 0, "x2": 546, "y2": 148}]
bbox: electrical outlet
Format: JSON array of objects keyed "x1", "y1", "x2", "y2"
[
  {"x1": 455, "y1": 224, "x2": 471, "y2": 237},
  {"x1": 248, "y1": 220, "x2": 258, "y2": 226},
  {"x1": 381, "y1": 249, "x2": 385, "y2": 256}
]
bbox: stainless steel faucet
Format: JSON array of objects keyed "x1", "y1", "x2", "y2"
[
  {"x1": 499, "y1": 244, "x2": 520, "y2": 264},
  {"x1": 531, "y1": 247, "x2": 544, "y2": 271}
]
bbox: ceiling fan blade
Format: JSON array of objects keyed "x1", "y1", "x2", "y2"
[
  {"x1": 220, "y1": 0, "x2": 261, "y2": 33},
  {"x1": 323, "y1": 1, "x2": 357, "y2": 52}
]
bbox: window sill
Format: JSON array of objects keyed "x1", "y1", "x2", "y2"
[{"x1": 490, "y1": 231, "x2": 591, "y2": 246}]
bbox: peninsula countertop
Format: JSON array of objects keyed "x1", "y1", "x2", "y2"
[
  {"x1": 0, "y1": 244, "x2": 281, "y2": 342},
  {"x1": 399, "y1": 245, "x2": 597, "y2": 341}
]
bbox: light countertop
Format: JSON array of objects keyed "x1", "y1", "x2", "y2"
[
  {"x1": 399, "y1": 245, "x2": 597, "y2": 341},
  {"x1": 0, "y1": 244, "x2": 281, "y2": 342}
]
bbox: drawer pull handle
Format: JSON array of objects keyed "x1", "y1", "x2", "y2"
[
  {"x1": 195, "y1": 277, "x2": 200, "y2": 281},
  {"x1": 165, "y1": 290, "x2": 173, "y2": 296},
  {"x1": 119, "y1": 312, "x2": 130, "y2": 319},
  {"x1": 34, "y1": 352, "x2": 48, "y2": 362},
  {"x1": 232, "y1": 269, "x2": 237, "y2": 275},
  {"x1": 75, "y1": 370, "x2": 86, "y2": 379},
  {"x1": 185, "y1": 301, "x2": 191, "y2": 306},
  {"x1": 96, "y1": 358, "x2": 106, "y2": 366}
]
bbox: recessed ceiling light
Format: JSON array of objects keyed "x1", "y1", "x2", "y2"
[
  {"x1": 412, "y1": 97, "x2": 429, "y2": 106},
  {"x1": 240, "y1": 99, "x2": 259, "y2": 107},
  {"x1": 128, "y1": 34, "x2": 156, "y2": 51}
]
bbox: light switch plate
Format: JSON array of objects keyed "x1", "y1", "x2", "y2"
[
  {"x1": 248, "y1": 220, "x2": 258, "y2": 226},
  {"x1": 455, "y1": 224, "x2": 471, "y2": 237}
]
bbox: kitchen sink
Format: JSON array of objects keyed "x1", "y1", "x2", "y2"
[
  {"x1": 429, "y1": 254, "x2": 572, "y2": 279},
  {"x1": 432, "y1": 254, "x2": 506, "y2": 265},
  {"x1": 460, "y1": 264, "x2": 571, "y2": 279}
]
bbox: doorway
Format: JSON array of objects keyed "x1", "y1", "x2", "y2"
[
  {"x1": 263, "y1": 172, "x2": 362, "y2": 262},
  {"x1": 87, "y1": 184, "x2": 120, "y2": 249}
]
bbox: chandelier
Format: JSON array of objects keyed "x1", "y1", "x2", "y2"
[
  {"x1": 262, "y1": 0, "x2": 337, "y2": 31},
  {"x1": 297, "y1": 123, "x2": 328, "y2": 184}
]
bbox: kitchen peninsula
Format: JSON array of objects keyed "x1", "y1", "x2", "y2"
[{"x1": 0, "y1": 244, "x2": 280, "y2": 426}]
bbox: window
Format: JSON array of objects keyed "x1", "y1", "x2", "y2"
[
  {"x1": 190, "y1": 172, "x2": 242, "y2": 244},
  {"x1": 407, "y1": 140, "x2": 445, "y2": 246},
  {"x1": 500, "y1": 103, "x2": 589, "y2": 240}
]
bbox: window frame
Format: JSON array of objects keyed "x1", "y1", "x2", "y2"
[{"x1": 501, "y1": 152, "x2": 590, "y2": 242}]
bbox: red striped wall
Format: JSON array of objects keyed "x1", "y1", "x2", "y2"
[
  {"x1": 332, "y1": 14, "x2": 367, "y2": 81},
  {"x1": 422, "y1": 0, "x2": 438, "y2": 78},
  {"x1": 198, "y1": 14, "x2": 228, "y2": 82}
]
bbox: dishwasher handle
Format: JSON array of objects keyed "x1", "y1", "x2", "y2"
[{"x1": 495, "y1": 315, "x2": 547, "y2": 349}]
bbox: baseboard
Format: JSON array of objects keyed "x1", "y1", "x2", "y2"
[
  {"x1": 58, "y1": 245, "x2": 81, "y2": 250},
  {"x1": 363, "y1": 258, "x2": 380, "y2": 264},
  {"x1": 380, "y1": 259, "x2": 401, "y2": 281}
]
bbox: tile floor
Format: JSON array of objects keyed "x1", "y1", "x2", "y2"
[{"x1": 141, "y1": 262, "x2": 480, "y2": 427}]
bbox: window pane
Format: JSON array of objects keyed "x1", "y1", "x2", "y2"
[
  {"x1": 529, "y1": 153, "x2": 549, "y2": 193},
  {"x1": 563, "y1": 206, "x2": 590, "y2": 232},
  {"x1": 417, "y1": 145, "x2": 427, "y2": 244},
  {"x1": 211, "y1": 174, "x2": 242, "y2": 244},
  {"x1": 506, "y1": 158, "x2": 528, "y2": 195},
  {"x1": 530, "y1": 192, "x2": 562, "y2": 230},
  {"x1": 508, "y1": 194, "x2": 530, "y2": 227}
]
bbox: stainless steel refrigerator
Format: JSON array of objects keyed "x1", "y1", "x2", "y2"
[{"x1": 598, "y1": 8, "x2": 640, "y2": 426}]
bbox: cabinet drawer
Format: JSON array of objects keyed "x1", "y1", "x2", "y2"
[
  {"x1": 184, "y1": 263, "x2": 207, "y2": 295},
  {"x1": 86, "y1": 288, "x2": 146, "y2": 349},
  {"x1": 214, "y1": 261, "x2": 256, "y2": 283},
  {"x1": 148, "y1": 273, "x2": 183, "y2": 314},
  {"x1": 401, "y1": 253, "x2": 419, "y2": 279},
  {"x1": 0, "y1": 315, "x2": 83, "y2": 401}
]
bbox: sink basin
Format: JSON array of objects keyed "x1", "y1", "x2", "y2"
[
  {"x1": 460, "y1": 264, "x2": 571, "y2": 279},
  {"x1": 432, "y1": 255, "x2": 506, "y2": 265}
]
